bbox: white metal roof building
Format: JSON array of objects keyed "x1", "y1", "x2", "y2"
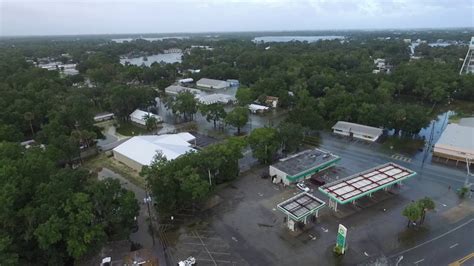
[
  {"x1": 178, "y1": 78, "x2": 194, "y2": 84},
  {"x1": 93, "y1": 112, "x2": 114, "y2": 122},
  {"x1": 332, "y1": 121, "x2": 384, "y2": 142},
  {"x1": 433, "y1": 124, "x2": 474, "y2": 162},
  {"x1": 319, "y1": 163, "x2": 416, "y2": 211},
  {"x1": 248, "y1": 104, "x2": 269, "y2": 113},
  {"x1": 129, "y1": 109, "x2": 162, "y2": 126},
  {"x1": 113, "y1": 133, "x2": 196, "y2": 171},
  {"x1": 196, "y1": 78, "x2": 228, "y2": 90},
  {"x1": 198, "y1": 94, "x2": 235, "y2": 105},
  {"x1": 164, "y1": 85, "x2": 202, "y2": 96}
]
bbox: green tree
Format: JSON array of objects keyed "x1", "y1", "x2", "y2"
[
  {"x1": 289, "y1": 89, "x2": 324, "y2": 129},
  {"x1": 278, "y1": 122, "x2": 304, "y2": 153},
  {"x1": 178, "y1": 167, "x2": 210, "y2": 201},
  {"x1": 0, "y1": 124, "x2": 23, "y2": 142},
  {"x1": 402, "y1": 202, "x2": 422, "y2": 227},
  {"x1": 417, "y1": 197, "x2": 435, "y2": 224},
  {"x1": 144, "y1": 115, "x2": 159, "y2": 132},
  {"x1": 225, "y1": 106, "x2": 249, "y2": 135},
  {"x1": 235, "y1": 87, "x2": 255, "y2": 105},
  {"x1": 168, "y1": 91, "x2": 198, "y2": 121},
  {"x1": 248, "y1": 127, "x2": 280, "y2": 164},
  {"x1": 87, "y1": 178, "x2": 140, "y2": 239},
  {"x1": 199, "y1": 103, "x2": 226, "y2": 128},
  {"x1": 23, "y1": 112, "x2": 35, "y2": 137}
]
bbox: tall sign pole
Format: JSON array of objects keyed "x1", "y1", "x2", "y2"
[{"x1": 336, "y1": 224, "x2": 347, "y2": 254}]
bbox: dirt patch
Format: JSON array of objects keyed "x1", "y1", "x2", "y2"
[
  {"x1": 441, "y1": 202, "x2": 474, "y2": 224},
  {"x1": 84, "y1": 153, "x2": 146, "y2": 188}
]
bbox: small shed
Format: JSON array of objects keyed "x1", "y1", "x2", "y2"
[{"x1": 248, "y1": 103, "x2": 269, "y2": 114}]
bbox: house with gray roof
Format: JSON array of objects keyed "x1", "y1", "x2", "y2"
[
  {"x1": 332, "y1": 121, "x2": 383, "y2": 142},
  {"x1": 196, "y1": 78, "x2": 228, "y2": 90}
]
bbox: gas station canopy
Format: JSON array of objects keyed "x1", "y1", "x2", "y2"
[
  {"x1": 277, "y1": 192, "x2": 326, "y2": 221},
  {"x1": 319, "y1": 162, "x2": 416, "y2": 205}
]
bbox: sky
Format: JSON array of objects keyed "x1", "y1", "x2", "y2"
[{"x1": 1, "y1": 0, "x2": 473, "y2": 36}]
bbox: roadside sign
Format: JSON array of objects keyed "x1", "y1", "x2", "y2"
[{"x1": 336, "y1": 224, "x2": 347, "y2": 254}]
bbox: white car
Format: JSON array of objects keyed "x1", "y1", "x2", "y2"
[
  {"x1": 296, "y1": 182, "x2": 310, "y2": 192},
  {"x1": 178, "y1": 256, "x2": 196, "y2": 266}
]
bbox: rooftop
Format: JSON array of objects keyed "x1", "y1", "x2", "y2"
[
  {"x1": 164, "y1": 85, "x2": 201, "y2": 95},
  {"x1": 197, "y1": 93, "x2": 235, "y2": 105},
  {"x1": 271, "y1": 149, "x2": 340, "y2": 177},
  {"x1": 277, "y1": 192, "x2": 326, "y2": 221},
  {"x1": 113, "y1": 133, "x2": 195, "y2": 166},
  {"x1": 196, "y1": 78, "x2": 228, "y2": 88},
  {"x1": 434, "y1": 123, "x2": 474, "y2": 156},
  {"x1": 129, "y1": 109, "x2": 162, "y2": 124},
  {"x1": 332, "y1": 121, "x2": 383, "y2": 138},
  {"x1": 319, "y1": 163, "x2": 416, "y2": 204}
]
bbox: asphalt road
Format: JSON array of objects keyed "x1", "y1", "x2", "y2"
[
  {"x1": 317, "y1": 133, "x2": 474, "y2": 265},
  {"x1": 389, "y1": 218, "x2": 474, "y2": 265}
]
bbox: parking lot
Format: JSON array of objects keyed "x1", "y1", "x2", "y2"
[{"x1": 160, "y1": 133, "x2": 472, "y2": 265}]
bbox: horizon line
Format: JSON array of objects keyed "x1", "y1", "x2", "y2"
[{"x1": 1, "y1": 26, "x2": 473, "y2": 39}]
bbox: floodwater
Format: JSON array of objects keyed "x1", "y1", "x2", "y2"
[
  {"x1": 253, "y1": 35, "x2": 344, "y2": 43},
  {"x1": 153, "y1": 85, "x2": 288, "y2": 136},
  {"x1": 111, "y1": 36, "x2": 188, "y2": 43},
  {"x1": 120, "y1": 53, "x2": 182, "y2": 66}
]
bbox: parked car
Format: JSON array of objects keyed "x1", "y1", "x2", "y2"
[
  {"x1": 310, "y1": 176, "x2": 326, "y2": 186},
  {"x1": 296, "y1": 182, "x2": 310, "y2": 192}
]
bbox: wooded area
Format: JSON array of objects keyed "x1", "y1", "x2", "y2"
[{"x1": 0, "y1": 30, "x2": 473, "y2": 264}]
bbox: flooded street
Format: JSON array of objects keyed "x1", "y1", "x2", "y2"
[{"x1": 120, "y1": 53, "x2": 182, "y2": 66}]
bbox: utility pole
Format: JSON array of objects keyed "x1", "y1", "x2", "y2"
[{"x1": 144, "y1": 190, "x2": 156, "y2": 246}]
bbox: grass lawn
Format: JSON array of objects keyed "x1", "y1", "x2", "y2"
[
  {"x1": 83, "y1": 153, "x2": 147, "y2": 189},
  {"x1": 382, "y1": 136, "x2": 425, "y2": 155},
  {"x1": 116, "y1": 122, "x2": 150, "y2": 136}
]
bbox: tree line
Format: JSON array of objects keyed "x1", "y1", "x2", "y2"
[{"x1": 0, "y1": 142, "x2": 139, "y2": 264}]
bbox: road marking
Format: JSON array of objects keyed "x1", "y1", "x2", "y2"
[
  {"x1": 413, "y1": 258, "x2": 424, "y2": 264},
  {"x1": 390, "y1": 218, "x2": 474, "y2": 258},
  {"x1": 450, "y1": 243, "x2": 459, "y2": 249},
  {"x1": 449, "y1": 252, "x2": 474, "y2": 266},
  {"x1": 321, "y1": 227, "x2": 329, "y2": 233},
  {"x1": 193, "y1": 231, "x2": 217, "y2": 266},
  {"x1": 364, "y1": 251, "x2": 369, "y2": 257}
]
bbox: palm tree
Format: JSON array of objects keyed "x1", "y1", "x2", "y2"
[
  {"x1": 144, "y1": 115, "x2": 158, "y2": 132},
  {"x1": 418, "y1": 197, "x2": 435, "y2": 224},
  {"x1": 23, "y1": 112, "x2": 35, "y2": 137}
]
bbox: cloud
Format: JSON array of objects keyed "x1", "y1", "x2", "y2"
[{"x1": 1, "y1": 0, "x2": 472, "y2": 36}]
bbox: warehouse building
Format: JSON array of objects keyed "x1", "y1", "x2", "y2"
[
  {"x1": 269, "y1": 149, "x2": 340, "y2": 185},
  {"x1": 433, "y1": 124, "x2": 474, "y2": 164},
  {"x1": 196, "y1": 78, "x2": 228, "y2": 90},
  {"x1": 332, "y1": 121, "x2": 383, "y2": 142},
  {"x1": 164, "y1": 85, "x2": 202, "y2": 96},
  {"x1": 113, "y1": 133, "x2": 196, "y2": 171},
  {"x1": 197, "y1": 94, "x2": 235, "y2": 105}
]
